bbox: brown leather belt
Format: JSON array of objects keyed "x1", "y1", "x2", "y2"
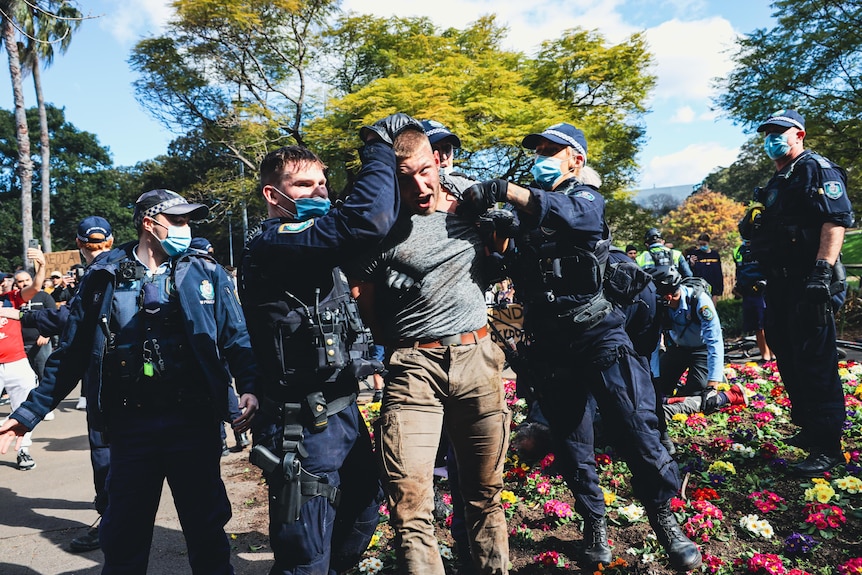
[{"x1": 402, "y1": 326, "x2": 488, "y2": 349}]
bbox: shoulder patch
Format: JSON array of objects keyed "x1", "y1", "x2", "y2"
[
  {"x1": 199, "y1": 279, "x2": 215, "y2": 302},
  {"x1": 572, "y1": 190, "x2": 595, "y2": 201},
  {"x1": 823, "y1": 181, "x2": 844, "y2": 200},
  {"x1": 278, "y1": 220, "x2": 314, "y2": 233},
  {"x1": 698, "y1": 304, "x2": 714, "y2": 322}
]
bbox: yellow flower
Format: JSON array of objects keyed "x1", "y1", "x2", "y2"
[
  {"x1": 855, "y1": 384, "x2": 862, "y2": 399},
  {"x1": 671, "y1": 413, "x2": 688, "y2": 422},
  {"x1": 804, "y1": 483, "x2": 836, "y2": 503},
  {"x1": 602, "y1": 487, "x2": 616, "y2": 506},
  {"x1": 811, "y1": 478, "x2": 828, "y2": 485},
  {"x1": 707, "y1": 461, "x2": 736, "y2": 475},
  {"x1": 501, "y1": 490, "x2": 517, "y2": 504}
]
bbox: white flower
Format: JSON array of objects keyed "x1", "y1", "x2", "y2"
[
  {"x1": 731, "y1": 443, "x2": 756, "y2": 458},
  {"x1": 358, "y1": 556, "x2": 384, "y2": 575},
  {"x1": 739, "y1": 514, "x2": 774, "y2": 538},
  {"x1": 438, "y1": 543, "x2": 453, "y2": 560},
  {"x1": 642, "y1": 553, "x2": 656, "y2": 563},
  {"x1": 618, "y1": 504, "x2": 645, "y2": 522}
]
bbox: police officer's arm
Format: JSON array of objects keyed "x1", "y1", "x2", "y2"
[
  {"x1": 697, "y1": 294, "x2": 725, "y2": 386},
  {"x1": 0, "y1": 276, "x2": 97, "y2": 453},
  {"x1": 259, "y1": 142, "x2": 400, "y2": 262},
  {"x1": 20, "y1": 305, "x2": 70, "y2": 336},
  {"x1": 676, "y1": 253, "x2": 693, "y2": 278},
  {"x1": 817, "y1": 223, "x2": 845, "y2": 265},
  {"x1": 210, "y1": 265, "x2": 259, "y2": 431}
]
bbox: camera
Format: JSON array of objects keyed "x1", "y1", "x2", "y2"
[
  {"x1": 118, "y1": 260, "x2": 144, "y2": 281},
  {"x1": 28, "y1": 239, "x2": 40, "y2": 249}
]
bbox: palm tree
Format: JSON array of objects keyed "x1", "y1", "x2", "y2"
[
  {"x1": 1, "y1": 0, "x2": 34, "y2": 262},
  {"x1": 16, "y1": 0, "x2": 81, "y2": 252}
]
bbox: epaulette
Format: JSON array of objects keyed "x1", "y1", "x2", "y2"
[{"x1": 807, "y1": 152, "x2": 833, "y2": 170}]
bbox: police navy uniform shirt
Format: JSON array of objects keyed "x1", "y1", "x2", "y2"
[
  {"x1": 665, "y1": 285, "x2": 724, "y2": 381},
  {"x1": 754, "y1": 150, "x2": 853, "y2": 272}
]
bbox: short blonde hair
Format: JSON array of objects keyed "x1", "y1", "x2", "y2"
[{"x1": 393, "y1": 129, "x2": 431, "y2": 163}]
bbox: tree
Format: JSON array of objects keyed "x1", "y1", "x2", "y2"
[
  {"x1": 130, "y1": 0, "x2": 337, "y2": 174},
  {"x1": 604, "y1": 191, "x2": 658, "y2": 249},
  {"x1": 16, "y1": 0, "x2": 81, "y2": 252},
  {"x1": 0, "y1": 105, "x2": 135, "y2": 271},
  {"x1": 701, "y1": 137, "x2": 775, "y2": 204},
  {"x1": 308, "y1": 16, "x2": 654, "y2": 194},
  {"x1": 715, "y1": 0, "x2": 862, "y2": 204},
  {"x1": 1, "y1": 0, "x2": 34, "y2": 263},
  {"x1": 660, "y1": 190, "x2": 747, "y2": 256}
]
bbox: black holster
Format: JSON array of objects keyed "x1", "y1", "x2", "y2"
[{"x1": 251, "y1": 445, "x2": 303, "y2": 524}]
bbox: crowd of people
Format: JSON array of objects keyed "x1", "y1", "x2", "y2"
[{"x1": 0, "y1": 107, "x2": 852, "y2": 575}]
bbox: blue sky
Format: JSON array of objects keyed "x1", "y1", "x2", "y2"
[{"x1": 0, "y1": 0, "x2": 775, "y2": 190}]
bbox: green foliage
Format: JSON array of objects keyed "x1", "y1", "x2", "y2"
[
  {"x1": 604, "y1": 190, "x2": 657, "y2": 248},
  {"x1": 661, "y1": 190, "x2": 747, "y2": 256},
  {"x1": 309, "y1": 16, "x2": 654, "y2": 194},
  {"x1": 702, "y1": 137, "x2": 775, "y2": 204},
  {"x1": 0, "y1": 105, "x2": 137, "y2": 271},
  {"x1": 716, "y1": 297, "x2": 743, "y2": 338},
  {"x1": 715, "y1": 0, "x2": 862, "y2": 205}
]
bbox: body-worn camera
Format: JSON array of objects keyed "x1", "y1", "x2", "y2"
[{"x1": 119, "y1": 260, "x2": 145, "y2": 281}]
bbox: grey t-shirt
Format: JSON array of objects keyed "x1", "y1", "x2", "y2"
[{"x1": 350, "y1": 210, "x2": 488, "y2": 342}]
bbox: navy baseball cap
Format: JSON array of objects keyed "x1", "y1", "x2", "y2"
[
  {"x1": 522, "y1": 123, "x2": 588, "y2": 160},
  {"x1": 134, "y1": 189, "x2": 208, "y2": 226},
  {"x1": 76, "y1": 216, "x2": 113, "y2": 243},
  {"x1": 756, "y1": 109, "x2": 805, "y2": 133},
  {"x1": 421, "y1": 120, "x2": 462, "y2": 148},
  {"x1": 189, "y1": 237, "x2": 213, "y2": 253}
]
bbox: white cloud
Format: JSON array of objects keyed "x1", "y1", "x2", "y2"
[
  {"x1": 644, "y1": 16, "x2": 738, "y2": 102},
  {"x1": 341, "y1": 0, "x2": 636, "y2": 55},
  {"x1": 96, "y1": 0, "x2": 173, "y2": 45},
  {"x1": 640, "y1": 142, "x2": 739, "y2": 188},
  {"x1": 670, "y1": 106, "x2": 696, "y2": 123}
]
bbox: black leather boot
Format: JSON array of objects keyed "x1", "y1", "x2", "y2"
[
  {"x1": 583, "y1": 515, "x2": 612, "y2": 567},
  {"x1": 647, "y1": 502, "x2": 702, "y2": 571}
]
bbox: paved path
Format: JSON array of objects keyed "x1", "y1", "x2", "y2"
[{"x1": 0, "y1": 397, "x2": 272, "y2": 575}]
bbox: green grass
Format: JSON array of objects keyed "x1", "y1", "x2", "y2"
[{"x1": 843, "y1": 229, "x2": 862, "y2": 264}]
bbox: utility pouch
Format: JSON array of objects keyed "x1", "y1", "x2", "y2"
[
  {"x1": 306, "y1": 391, "x2": 328, "y2": 432},
  {"x1": 103, "y1": 343, "x2": 143, "y2": 388},
  {"x1": 558, "y1": 292, "x2": 613, "y2": 332}
]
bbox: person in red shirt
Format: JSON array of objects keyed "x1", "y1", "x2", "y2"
[{"x1": 0, "y1": 247, "x2": 46, "y2": 470}]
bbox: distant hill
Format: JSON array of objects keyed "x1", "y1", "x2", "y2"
[{"x1": 630, "y1": 184, "x2": 699, "y2": 209}]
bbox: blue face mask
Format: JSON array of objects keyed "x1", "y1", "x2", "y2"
[
  {"x1": 530, "y1": 156, "x2": 563, "y2": 190},
  {"x1": 764, "y1": 133, "x2": 791, "y2": 160},
  {"x1": 698, "y1": 244, "x2": 709, "y2": 252},
  {"x1": 152, "y1": 221, "x2": 192, "y2": 257},
  {"x1": 273, "y1": 187, "x2": 331, "y2": 221}
]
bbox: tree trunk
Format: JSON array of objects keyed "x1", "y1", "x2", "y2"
[
  {"x1": 32, "y1": 57, "x2": 51, "y2": 252},
  {"x1": 3, "y1": 12, "x2": 34, "y2": 264}
]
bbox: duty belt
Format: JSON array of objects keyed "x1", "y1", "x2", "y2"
[{"x1": 399, "y1": 326, "x2": 488, "y2": 349}]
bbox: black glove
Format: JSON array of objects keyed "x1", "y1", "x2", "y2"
[
  {"x1": 478, "y1": 208, "x2": 519, "y2": 238},
  {"x1": 804, "y1": 259, "x2": 833, "y2": 303},
  {"x1": 359, "y1": 113, "x2": 423, "y2": 146},
  {"x1": 457, "y1": 179, "x2": 509, "y2": 218}
]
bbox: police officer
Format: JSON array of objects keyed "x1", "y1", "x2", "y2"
[
  {"x1": 460, "y1": 123, "x2": 701, "y2": 572},
  {"x1": 636, "y1": 228, "x2": 693, "y2": 277},
  {"x1": 750, "y1": 109, "x2": 853, "y2": 477},
  {"x1": 239, "y1": 114, "x2": 412, "y2": 575},
  {"x1": 0, "y1": 190, "x2": 260, "y2": 575}
]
